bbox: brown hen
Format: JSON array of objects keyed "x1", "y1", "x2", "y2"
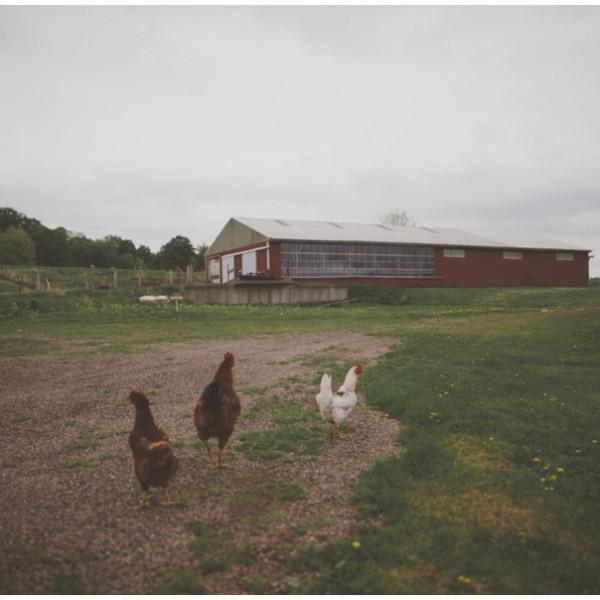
[
  {"x1": 128, "y1": 389, "x2": 179, "y2": 508},
  {"x1": 194, "y1": 352, "x2": 241, "y2": 468}
]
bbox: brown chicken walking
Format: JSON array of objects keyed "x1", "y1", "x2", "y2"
[
  {"x1": 194, "y1": 352, "x2": 241, "y2": 468},
  {"x1": 128, "y1": 389, "x2": 179, "y2": 508}
]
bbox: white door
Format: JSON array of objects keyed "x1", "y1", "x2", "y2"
[
  {"x1": 209, "y1": 258, "x2": 221, "y2": 283},
  {"x1": 222, "y1": 255, "x2": 235, "y2": 282}
]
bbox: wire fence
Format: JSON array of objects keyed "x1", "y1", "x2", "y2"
[{"x1": 0, "y1": 265, "x2": 204, "y2": 294}]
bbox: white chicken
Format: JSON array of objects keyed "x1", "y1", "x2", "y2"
[{"x1": 316, "y1": 364, "x2": 364, "y2": 438}]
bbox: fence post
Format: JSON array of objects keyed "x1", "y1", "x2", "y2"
[
  {"x1": 36, "y1": 272, "x2": 41, "y2": 291},
  {"x1": 113, "y1": 269, "x2": 118, "y2": 289},
  {"x1": 85, "y1": 269, "x2": 95, "y2": 291}
]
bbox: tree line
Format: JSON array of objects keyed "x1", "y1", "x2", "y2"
[{"x1": 0, "y1": 207, "x2": 207, "y2": 271}]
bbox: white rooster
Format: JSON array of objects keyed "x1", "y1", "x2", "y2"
[{"x1": 316, "y1": 364, "x2": 364, "y2": 438}]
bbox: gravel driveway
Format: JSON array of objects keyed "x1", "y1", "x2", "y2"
[{"x1": 1, "y1": 331, "x2": 401, "y2": 594}]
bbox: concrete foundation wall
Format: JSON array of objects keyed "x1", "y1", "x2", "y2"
[{"x1": 185, "y1": 284, "x2": 348, "y2": 305}]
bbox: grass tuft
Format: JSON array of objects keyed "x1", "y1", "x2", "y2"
[{"x1": 236, "y1": 425, "x2": 323, "y2": 462}]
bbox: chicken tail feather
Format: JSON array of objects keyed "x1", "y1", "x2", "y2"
[{"x1": 320, "y1": 373, "x2": 332, "y2": 396}]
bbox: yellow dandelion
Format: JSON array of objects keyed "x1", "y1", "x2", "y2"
[
  {"x1": 352, "y1": 541, "x2": 361, "y2": 550},
  {"x1": 592, "y1": 439, "x2": 598, "y2": 445},
  {"x1": 532, "y1": 457, "x2": 541, "y2": 463},
  {"x1": 458, "y1": 575, "x2": 472, "y2": 584},
  {"x1": 575, "y1": 448, "x2": 582, "y2": 454},
  {"x1": 556, "y1": 467, "x2": 565, "y2": 473}
]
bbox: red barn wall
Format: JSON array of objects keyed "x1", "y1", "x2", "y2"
[
  {"x1": 269, "y1": 242, "x2": 282, "y2": 278},
  {"x1": 436, "y1": 248, "x2": 589, "y2": 287},
  {"x1": 256, "y1": 248, "x2": 269, "y2": 274}
]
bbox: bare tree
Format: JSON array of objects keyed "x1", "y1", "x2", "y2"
[{"x1": 379, "y1": 208, "x2": 416, "y2": 227}]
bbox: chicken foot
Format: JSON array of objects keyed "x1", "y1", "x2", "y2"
[
  {"x1": 135, "y1": 491, "x2": 151, "y2": 509},
  {"x1": 134, "y1": 488, "x2": 176, "y2": 509},
  {"x1": 328, "y1": 422, "x2": 348, "y2": 441}
]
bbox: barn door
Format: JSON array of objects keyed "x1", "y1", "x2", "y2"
[{"x1": 222, "y1": 255, "x2": 235, "y2": 283}]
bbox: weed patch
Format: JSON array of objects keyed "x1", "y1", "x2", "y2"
[
  {"x1": 149, "y1": 569, "x2": 206, "y2": 594},
  {"x1": 66, "y1": 460, "x2": 87, "y2": 472},
  {"x1": 236, "y1": 426, "x2": 323, "y2": 462},
  {"x1": 50, "y1": 570, "x2": 84, "y2": 594},
  {"x1": 72, "y1": 432, "x2": 100, "y2": 451},
  {"x1": 257, "y1": 479, "x2": 306, "y2": 502}
]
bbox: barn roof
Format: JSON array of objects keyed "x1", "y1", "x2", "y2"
[{"x1": 228, "y1": 217, "x2": 589, "y2": 252}]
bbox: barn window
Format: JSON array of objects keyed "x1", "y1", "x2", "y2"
[
  {"x1": 503, "y1": 251, "x2": 523, "y2": 260},
  {"x1": 443, "y1": 248, "x2": 465, "y2": 258},
  {"x1": 281, "y1": 243, "x2": 434, "y2": 278},
  {"x1": 241, "y1": 251, "x2": 257, "y2": 275},
  {"x1": 556, "y1": 252, "x2": 574, "y2": 261}
]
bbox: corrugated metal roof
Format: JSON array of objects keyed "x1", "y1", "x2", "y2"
[{"x1": 233, "y1": 217, "x2": 589, "y2": 252}]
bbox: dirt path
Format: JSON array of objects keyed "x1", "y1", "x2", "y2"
[{"x1": 0, "y1": 332, "x2": 401, "y2": 594}]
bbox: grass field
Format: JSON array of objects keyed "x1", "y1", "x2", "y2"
[
  {"x1": 290, "y1": 306, "x2": 600, "y2": 593},
  {"x1": 2, "y1": 285, "x2": 600, "y2": 593}
]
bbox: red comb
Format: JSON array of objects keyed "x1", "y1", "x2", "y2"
[
  {"x1": 355, "y1": 364, "x2": 364, "y2": 374},
  {"x1": 224, "y1": 352, "x2": 234, "y2": 360}
]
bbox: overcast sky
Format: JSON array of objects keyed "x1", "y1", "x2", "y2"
[{"x1": 1, "y1": 5, "x2": 599, "y2": 275}]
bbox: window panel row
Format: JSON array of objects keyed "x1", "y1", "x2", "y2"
[{"x1": 281, "y1": 243, "x2": 434, "y2": 278}]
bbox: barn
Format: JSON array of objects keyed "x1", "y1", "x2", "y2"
[{"x1": 205, "y1": 217, "x2": 591, "y2": 288}]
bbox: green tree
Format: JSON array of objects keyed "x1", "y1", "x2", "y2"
[
  {"x1": 136, "y1": 245, "x2": 158, "y2": 269},
  {"x1": 116, "y1": 238, "x2": 137, "y2": 259},
  {"x1": 68, "y1": 234, "x2": 100, "y2": 267},
  {"x1": 101, "y1": 236, "x2": 137, "y2": 268},
  {"x1": 0, "y1": 207, "x2": 32, "y2": 232},
  {"x1": 158, "y1": 235, "x2": 196, "y2": 270},
  {"x1": 0, "y1": 227, "x2": 36, "y2": 265},
  {"x1": 194, "y1": 243, "x2": 208, "y2": 271},
  {"x1": 29, "y1": 223, "x2": 72, "y2": 266}
]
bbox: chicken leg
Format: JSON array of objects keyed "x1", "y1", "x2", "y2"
[
  {"x1": 203, "y1": 441, "x2": 228, "y2": 468},
  {"x1": 329, "y1": 422, "x2": 348, "y2": 440},
  {"x1": 203, "y1": 440, "x2": 214, "y2": 463},
  {"x1": 161, "y1": 487, "x2": 176, "y2": 506},
  {"x1": 216, "y1": 447, "x2": 229, "y2": 469}
]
